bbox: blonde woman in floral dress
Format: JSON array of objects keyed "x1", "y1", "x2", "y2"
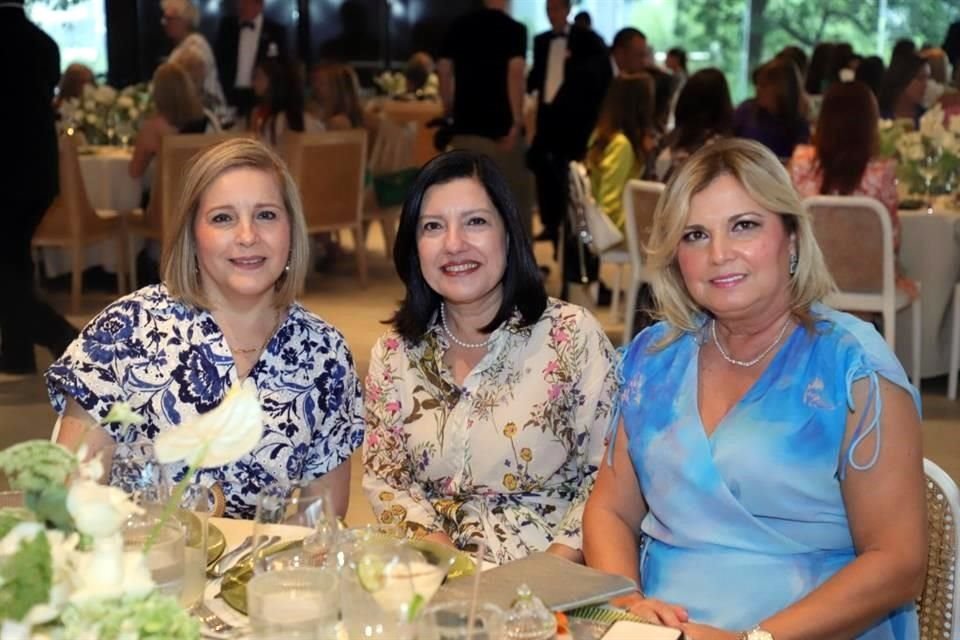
[{"x1": 363, "y1": 149, "x2": 618, "y2": 564}]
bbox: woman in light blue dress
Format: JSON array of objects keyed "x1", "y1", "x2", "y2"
[{"x1": 583, "y1": 138, "x2": 925, "y2": 640}]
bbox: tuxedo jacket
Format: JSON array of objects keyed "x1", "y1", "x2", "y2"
[
  {"x1": 527, "y1": 25, "x2": 611, "y2": 160},
  {"x1": 215, "y1": 15, "x2": 287, "y2": 103}
]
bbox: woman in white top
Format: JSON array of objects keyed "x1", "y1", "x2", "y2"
[{"x1": 161, "y1": 0, "x2": 226, "y2": 116}]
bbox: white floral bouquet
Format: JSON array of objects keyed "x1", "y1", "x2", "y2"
[
  {"x1": 879, "y1": 104, "x2": 960, "y2": 196},
  {"x1": 373, "y1": 70, "x2": 439, "y2": 101},
  {"x1": 60, "y1": 83, "x2": 151, "y2": 146},
  {"x1": 0, "y1": 380, "x2": 264, "y2": 640}
]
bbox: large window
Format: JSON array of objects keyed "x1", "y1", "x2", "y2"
[
  {"x1": 511, "y1": 0, "x2": 958, "y2": 102},
  {"x1": 26, "y1": 0, "x2": 108, "y2": 76}
]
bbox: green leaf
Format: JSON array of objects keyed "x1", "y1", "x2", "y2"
[
  {"x1": 0, "y1": 508, "x2": 33, "y2": 539},
  {"x1": 0, "y1": 532, "x2": 53, "y2": 622}
]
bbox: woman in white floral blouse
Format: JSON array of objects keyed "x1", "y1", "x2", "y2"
[{"x1": 363, "y1": 149, "x2": 619, "y2": 564}]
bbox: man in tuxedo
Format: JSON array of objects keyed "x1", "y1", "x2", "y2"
[
  {"x1": 527, "y1": 0, "x2": 611, "y2": 247},
  {"x1": 0, "y1": 0, "x2": 78, "y2": 374},
  {"x1": 610, "y1": 27, "x2": 675, "y2": 131},
  {"x1": 215, "y1": 0, "x2": 287, "y2": 117}
]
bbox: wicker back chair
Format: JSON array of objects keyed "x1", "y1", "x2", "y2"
[{"x1": 918, "y1": 458, "x2": 960, "y2": 638}]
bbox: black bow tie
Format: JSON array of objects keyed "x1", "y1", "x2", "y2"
[{"x1": 240, "y1": 20, "x2": 255, "y2": 30}]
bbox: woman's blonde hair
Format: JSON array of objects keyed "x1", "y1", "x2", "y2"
[
  {"x1": 151, "y1": 62, "x2": 205, "y2": 130},
  {"x1": 162, "y1": 137, "x2": 310, "y2": 310},
  {"x1": 645, "y1": 137, "x2": 835, "y2": 338},
  {"x1": 310, "y1": 62, "x2": 363, "y2": 128}
]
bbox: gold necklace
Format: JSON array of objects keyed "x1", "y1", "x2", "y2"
[{"x1": 227, "y1": 309, "x2": 283, "y2": 356}]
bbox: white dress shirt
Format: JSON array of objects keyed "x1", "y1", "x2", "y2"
[
  {"x1": 235, "y1": 12, "x2": 262, "y2": 89},
  {"x1": 543, "y1": 29, "x2": 568, "y2": 105}
]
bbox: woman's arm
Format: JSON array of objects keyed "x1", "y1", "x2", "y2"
[
  {"x1": 56, "y1": 397, "x2": 114, "y2": 457},
  {"x1": 128, "y1": 116, "x2": 165, "y2": 179},
  {"x1": 583, "y1": 419, "x2": 689, "y2": 627},
  {"x1": 684, "y1": 377, "x2": 926, "y2": 640}
]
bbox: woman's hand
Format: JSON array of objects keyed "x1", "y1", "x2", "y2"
[
  {"x1": 679, "y1": 622, "x2": 739, "y2": 640},
  {"x1": 545, "y1": 542, "x2": 583, "y2": 564},
  {"x1": 422, "y1": 531, "x2": 456, "y2": 548},
  {"x1": 610, "y1": 592, "x2": 689, "y2": 628}
]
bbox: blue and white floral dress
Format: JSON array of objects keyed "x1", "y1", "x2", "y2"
[
  {"x1": 620, "y1": 304, "x2": 919, "y2": 638},
  {"x1": 46, "y1": 284, "x2": 365, "y2": 519}
]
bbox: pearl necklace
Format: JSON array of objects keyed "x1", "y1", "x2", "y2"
[
  {"x1": 440, "y1": 304, "x2": 493, "y2": 349},
  {"x1": 711, "y1": 317, "x2": 791, "y2": 368}
]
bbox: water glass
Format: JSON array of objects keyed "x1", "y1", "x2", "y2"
[
  {"x1": 106, "y1": 440, "x2": 165, "y2": 504},
  {"x1": 123, "y1": 507, "x2": 185, "y2": 599},
  {"x1": 252, "y1": 483, "x2": 338, "y2": 574},
  {"x1": 246, "y1": 566, "x2": 339, "y2": 640},
  {"x1": 417, "y1": 601, "x2": 505, "y2": 640},
  {"x1": 174, "y1": 483, "x2": 214, "y2": 607}
]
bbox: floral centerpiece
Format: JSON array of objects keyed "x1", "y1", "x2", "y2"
[
  {"x1": 60, "y1": 83, "x2": 151, "y2": 146},
  {"x1": 879, "y1": 104, "x2": 960, "y2": 196},
  {"x1": 0, "y1": 379, "x2": 264, "y2": 640},
  {"x1": 373, "y1": 70, "x2": 439, "y2": 101}
]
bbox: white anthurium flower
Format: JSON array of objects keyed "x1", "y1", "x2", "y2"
[
  {"x1": 66, "y1": 480, "x2": 142, "y2": 539},
  {"x1": 0, "y1": 619, "x2": 30, "y2": 640},
  {"x1": 103, "y1": 403, "x2": 144, "y2": 429},
  {"x1": 154, "y1": 378, "x2": 265, "y2": 468},
  {"x1": 68, "y1": 536, "x2": 155, "y2": 605}
]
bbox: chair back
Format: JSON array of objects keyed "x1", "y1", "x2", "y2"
[
  {"x1": 379, "y1": 100, "x2": 443, "y2": 167},
  {"x1": 282, "y1": 130, "x2": 367, "y2": 233},
  {"x1": 622, "y1": 180, "x2": 664, "y2": 278},
  {"x1": 146, "y1": 132, "x2": 241, "y2": 244},
  {"x1": 368, "y1": 115, "x2": 417, "y2": 175},
  {"x1": 34, "y1": 135, "x2": 111, "y2": 243},
  {"x1": 919, "y1": 458, "x2": 960, "y2": 638},
  {"x1": 803, "y1": 195, "x2": 892, "y2": 296}
]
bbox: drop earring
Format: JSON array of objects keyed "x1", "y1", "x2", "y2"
[{"x1": 788, "y1": 252, "x2": 798, "y2": 276}]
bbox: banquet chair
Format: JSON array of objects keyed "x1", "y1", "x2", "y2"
[
  {"x1": 363, "y1": 115, "x2": 417, "y2": 258},
  {"x1": 619, "y1": 180, "x2": 664, "y2": 346},
  {"x1": 32, "y1": 134, "x2": 128, "y2": 313},
  {"x1": 126, "y1": 132, "x2": 241, "y2": 287},
  {"x1": 802, "y1": 195, "x2": 922, "y2": 388},
  {"x1": 281, "y1": 130, "x2": 368, "y2": 286},
  {"x1": 379, "y1": 100, "x2": 443, "y2": 167},
  {"x1": 917, "y1": 458, "x2": 960, "y2": 639}
]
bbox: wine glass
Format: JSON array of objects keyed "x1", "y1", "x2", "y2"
[
  {"x1": 919, "y1": 143, "x2": 942, "y2": 214},
  {"x1": 116, "y1": 119, "x2": 134, "y2": 149},
  {"x1": 252, "y1": 483, "x2": 339, "y2": 574}
]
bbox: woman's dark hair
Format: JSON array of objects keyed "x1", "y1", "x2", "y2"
[
  {"x1": 390, "y1": 149, "x2": 547, "y2": 343},
  {"x1": 777, "y1": 46, "x2": 808, "y2": 76},
  {"x1": 805, "y1": 42, "x2": 835, "y2": 95},
  {"x1": 756, "y1": 58, "x2": 802, "y2": 123},
  {"x1": 255, "y1": 58, "x2": 305, "y2": 145},
  {"x1": 815, "y1": 81, "x2": 878, "y2": 196},
  {"x1": 588, "y1": 73, "x2": 655, "y2": 169},
  {"x1": 825, "y1": 42, "x2": 855, "y2": 86},
  {"x1": 890, "y1": 38, "x2": 917, "y2": 66},
  {"x1": 672, "y1": 68, "x2": 733, "y2": 151},
  {"x1": 877, "y1": 53, "x2": 926, "y2": 116},
  {"x1": 855, "y1": 56, "x2": 885, "y2": 98}
]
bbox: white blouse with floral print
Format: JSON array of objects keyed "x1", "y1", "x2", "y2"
[{"x1": 362, "y1": 298, "x2": 618, "y2": 564}]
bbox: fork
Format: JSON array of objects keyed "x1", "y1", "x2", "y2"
[{"x1": 189, "y1": 601, "x2": 236, "y2": 635}]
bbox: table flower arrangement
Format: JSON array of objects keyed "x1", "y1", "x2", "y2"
[
  {"x1": 373, "y1": 70, "x2": 439, "y2": 101},
  {"x1": 879, "y1": 104, "x2": 960, "y2": 197},
  {"x1": 60, "y1": 82, "x2": 151, "y2": 146},
  {"x1": 0, "y1": 379, "x2": 264, "y2": 640}
]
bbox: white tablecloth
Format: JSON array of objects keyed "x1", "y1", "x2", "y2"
[
  {"x1": 896, "y1": 207, "x2": 960, "y2": 378},
  {"x1": 39, "y1": 146, "x2": 143, "y2": 278}
]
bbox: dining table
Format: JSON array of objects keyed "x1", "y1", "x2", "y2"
[
  {"x1": 896, "y1": 201, "x2": 960, "y2": 379},
  {"x1": 38, "y1": 145, "x2": 143, "y2": 279}
]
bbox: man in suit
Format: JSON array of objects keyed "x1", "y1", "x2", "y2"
[
  {"x1": 610, "y1": 27, "x2": 675, "y2": 131},
  {"x1": 0, "y1": 0, "x2": 77, "y2": 374},
  {"x1": 215, "y1": 0, "x2": 287, "y2": 117},
  {"x1": 527, "y1": 0, "x2": 611, "y2": 246}
]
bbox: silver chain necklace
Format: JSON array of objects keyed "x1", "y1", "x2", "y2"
[
  {"x1": 440, "y1": 303, "x2": 493, "y2": 349},
  {"x1": 711, "y1": 317, "x2": 791, "y2": 367}
]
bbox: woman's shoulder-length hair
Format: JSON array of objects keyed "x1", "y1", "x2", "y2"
[
  {"x1": 390, "y1": 148, "x2": 547, "y2": 343},
  {"x1": 644, "y1": 137, "x2": 835, "y2": 341},
  {"x1": 162, "y1": 137, "x2": 310, "y2": 310}
]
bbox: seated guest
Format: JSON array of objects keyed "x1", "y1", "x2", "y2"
[
  {"x1": 855, "y1": 55, "x2": 885, "y2": 100},
  {"x1": 55, "y1": 62, "x2": 95, "y2": 108},
  {"x1": 162, "y1": 0, "x2": 225, "y2": 117},
  {"x1": 48, "y1": 138, "x2": 364, "y2": 518},
  {"x1": 734, "y1": 58, "x2": 809, "y2": 159},
  {"x1": 403, "y1": 51, "x2": 436, "y2": 98},
  {"x1": 583, "y1": 138, "x2": 925, "y2": 638},
  {"x1": 878, "y1": 54, "x2": 929, "y2": 125},
  {"x1": 248, "y1": 58, "x2": 308, "y2": 146},
  {"x1": 307, "y1": 62, "x2": 366, "y2": 131},
  {"x1": 174, "y1": 47, "x2": 226, "y2": 128},
  {"x1": 363, "y1": 149, "x2": 618, "y2": 564},
  {"x1": 655, "y1": 68, "x2": 733, "y2": 182},
  {"x1": 586, "y1": 73, "x2": 656, "y2": 233},
  {"x1": 790, "y1": 81, "x2": 901, "y2": 250},
  {"x1": 129, "y1": 62, "x2": 215, "y2": 179}
]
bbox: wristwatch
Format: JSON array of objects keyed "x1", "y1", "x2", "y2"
[{"x1": 740, "y1": 627, "x2": 775, "y2": 640}]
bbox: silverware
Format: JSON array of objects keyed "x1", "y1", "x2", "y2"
[
  {"x1": 208, "y1": 536, "x2": 253, "y2": 578},
  {"x1": 189, "y1": 601, "x2": 236, "y2": 634}
]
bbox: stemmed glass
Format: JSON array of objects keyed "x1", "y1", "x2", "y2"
[
  {"x1": 116, "y1": 119, "x2": 134, "y2": 149},
  {"x1": 919, "y1": 143, "x2": 942, "y2": 214}
]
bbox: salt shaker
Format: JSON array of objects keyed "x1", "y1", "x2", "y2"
[{"x1": 503, "y1": 583, "x2": 556, "y2": 640}]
